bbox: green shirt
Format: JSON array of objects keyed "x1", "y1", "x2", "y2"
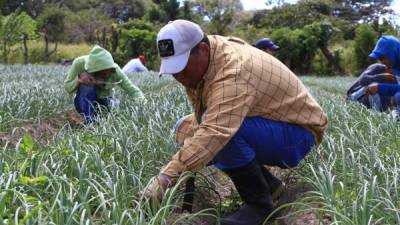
[{"x1": 64, "y1": 56, "x2": 145, "y2": 100}]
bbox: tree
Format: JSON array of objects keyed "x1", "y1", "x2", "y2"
[
  {"x1": 304, "y1": 20, "x2": 343, "y2": 73},
  {"x1": 64, "y1": 9, "x2": 112, "y2": 43},
  {"x1": 253, "y1": 0, "x2": 332, "y2": 29},
  {"x1": 179, "y1": 1, "x2": 194, "y2": 20},
  {"x1": 371, "y1": 18, "x2": 399, "y2": 37},
  {"x1": 101, "y1": 0, "x2": 147, "y2": 22},
  {"x1": 37, "y1": 4, "x2": 65, "y2": 63},
  {"x1": 353, "y1": 23, "x2": 377, "y2": 72},
  {"x1": 270, "y1": 27, "x2": 319, "y2": 74},
  {"x1": 0, "y1": 12, "x2": 37, "y2": 63},
  {"x1": 331, "y1": 0, "x2": 393, "y2": 23},
  {"x1": 0, "y1": 0, "x2": 23, "y2": 15},
  {"x1": 193, "y1": 0, "x2": 243, "y2": 35},
  {"x1": 117, "y1": 19, "x2": 158, "y2": 69},
  {"x1": 148, "y1": 0, "x2": 180, "y2": 22},
  {"x1": 0, "y1": 0, "x2": 65, "y2": 18},
  {"x1": 19, "y1": 12, "x2": 37, "y2": 64}
]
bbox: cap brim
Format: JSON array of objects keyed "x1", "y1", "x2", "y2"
[
  {"x1": 271, "y1": 45, "x2": 280, "y2": 50},
  {"x1": 159, "y1": 51, "x2": 190, "y2": 75},
  {"x1": 369, "y1": 52, "x2": 381, "y2": 59}
]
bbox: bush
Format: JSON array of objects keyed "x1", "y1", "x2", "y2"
[
  {"x1": 270, "y1": 27, "x2": 319, "y2": 74},
  {"x1": 338, "y1": 40, "x2": 358, "y2": 75},
  {"x1": 353, "y1": 24, "x2": 377, "y2": 73},
  {"x1": 230, "y1": 24, "x2": 269, "y2": 45},
  {"x1": 116, "y1": 19, "x2": 159, "y2": 70}
]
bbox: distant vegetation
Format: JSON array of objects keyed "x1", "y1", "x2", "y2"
[{"x1": 0, "y1": 0, "x2": 399, "y2": 75}]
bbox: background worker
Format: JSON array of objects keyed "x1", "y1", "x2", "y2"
[
  {"x1": 253, "y1": 38, "x2": 280, "y2": 55},
  {"x1": 122, "y1": 55, "x2": 149, "y2": 73},
  {"x1": 64, "y1": 46, "x2": 145, "y2": 124},
  {"x1": 366, "y1": 35, "x2": 400, "y2": 117},
  {"x1": 347, "y1": 63, "x2": 396, "y2": 111},
  {"x1": 140, "y1": 20, "x2": 328, "y2": 225}
]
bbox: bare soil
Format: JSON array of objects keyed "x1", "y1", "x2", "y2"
[
  {"x1": 171, "y1": 167, "x2": 332, "y2": 225},
  {"x1": 0, "y1": 110, "x2": 83, "y2": 146}
]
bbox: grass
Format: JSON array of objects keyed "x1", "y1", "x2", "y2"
[
  {"x1": 0, "y1": 65, "x2": 72, "y2": 131},
  {"x1": 0, "y1": 65, "x2": 399, "y2": 224}
]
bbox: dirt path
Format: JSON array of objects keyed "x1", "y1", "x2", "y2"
[{"x1": 0, "y1": 110, "x2": 83, "y2": 146}]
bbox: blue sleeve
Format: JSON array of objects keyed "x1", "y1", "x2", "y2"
[{"x1": 378, "y1": 84, "x2": 400, "y2": 96}]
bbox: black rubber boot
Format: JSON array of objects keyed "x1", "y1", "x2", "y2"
[
  {"x1": 259, "y1": 165, "x2": 284, "y2": 200},
  {"x1": 220, "y1": 160, "x2": 273, "y2": 225}
]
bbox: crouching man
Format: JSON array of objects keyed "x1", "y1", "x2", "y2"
[
  {"x1": 64, "y1": 46, "x2": 145, "y2": 124},
  {"x1": 141, "y1": 20, "x2": 328, "y2": 225}
]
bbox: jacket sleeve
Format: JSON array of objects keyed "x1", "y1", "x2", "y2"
[
  {"x1": 161, "y1": 75, "x2": 257, "y2": 178},
  {"x1": 64, "y1": 59, "x2": 81, "y2": 94},
  {"x1": 378, "y1": 83, "x2": 400, "y2": 96},
  {"x1": 359, "y1": 73, "x2": 395, "y2": 86},
  {"x1": 115, "y1": 66, "x2": 146, "y2": 101}
]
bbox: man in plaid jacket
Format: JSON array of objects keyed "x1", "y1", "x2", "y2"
[{"x1": 142, "y1": 20, "x2": 328, "y2": 225}]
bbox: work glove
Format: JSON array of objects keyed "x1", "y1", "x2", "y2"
[{"x1": 137, "y1": 174, "x2": 174, "y2": 201}]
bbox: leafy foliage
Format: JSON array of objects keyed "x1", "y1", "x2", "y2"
[
  {"x1": 331, "y1": 0, "x2": 394, "y2": 23},
  {"x1": 63, "y1": 9, "x2": 112, "y2": 43},
  {"x1": 254, "y1": 0, "x2": 332, "y2": 29},
  {"x1": 36, "y1": 4, "x2": 66, "y2": 63},
  {"x1": 117, "y1": 19, "x2": 159, "y2": 69},
  {"x1": 36, "y1": 4, "x2": 65, "y2": 43},
  {"x1": 0, "y1": 11, "x2": 37, "y2": 63},
  {"x1": 0, "y1": 0, "x2": 398, "y2": 74},
  {"x1": 353, "y1": 23, "x2": 378, "y2": 73},
  {"x1": 193, "y1": 0, "x2": 243, "y2": 35}
]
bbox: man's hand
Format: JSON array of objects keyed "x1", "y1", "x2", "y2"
[
  {"x1": 384, "y1": 73, "x2": 396, "y2": 82},
  {"x1": 367, "y1": 83, "x2": 379, "y2": 95},
  {"x1": 137, "y1": 174, "x2": 174, "y2": 201},
  {"x1": 78, "y1": 72, "x2": 97, "y2": 85}
]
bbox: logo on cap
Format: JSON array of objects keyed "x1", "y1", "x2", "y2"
[{"x1": 158, "y1": 39, "x2": 175, "y2": 57}]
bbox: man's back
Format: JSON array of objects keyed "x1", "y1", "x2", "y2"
[
  {"x1": 186, "y1": 35, "x2": 327, "y2": 143},
  {"x1": 122, "y1": 58, "x2": 148, "y2": 73}
]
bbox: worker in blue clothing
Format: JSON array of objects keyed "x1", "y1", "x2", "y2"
[
  {"x1": 367, "y1": 35, "x2": 400, "y2": 118},
  {"x1": 253, "y1": 38, "x2": 279, "y2": 55}
]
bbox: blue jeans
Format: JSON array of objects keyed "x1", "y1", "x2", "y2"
[
  {"x1": 396, "y1": 92, "x2": 400, "y2": 114},
  {"x1": 368, "y1": 94, "x2": 392, "y2": 112},
  {"x1": 212, "y1": 117, "x2": 315, "y2": 170},
  {"x1": 74, "y1": 85, "x2": 110, "y2": 124},
  {"x1": 174, "y1": 116, "x2": 315, "y2": 170}
]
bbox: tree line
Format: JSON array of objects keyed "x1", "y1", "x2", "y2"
[{"x1": 0, "y1": 0, "x2": 398, "y2": 75}]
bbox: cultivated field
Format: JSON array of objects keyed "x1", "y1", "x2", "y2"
[{"x1": 0, "y1": 65, "x2": 399, "y2": 225}]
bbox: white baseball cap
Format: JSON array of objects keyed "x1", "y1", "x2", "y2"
[{"x1": 157, "y1": 20, "x2": 204, "y2": 75}]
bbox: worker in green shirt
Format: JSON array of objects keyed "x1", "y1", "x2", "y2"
[{"x1": 64, "y1": 45, "x2": 145, "y2": 124}]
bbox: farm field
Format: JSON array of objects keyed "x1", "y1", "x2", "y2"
[{"x1": 0, "y1": 64, "x2": 399, "y2": 225}]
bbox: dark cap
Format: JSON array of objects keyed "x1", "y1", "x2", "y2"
[{"x1": 254, "y1": 38, "x2": 279, "y2": 51}]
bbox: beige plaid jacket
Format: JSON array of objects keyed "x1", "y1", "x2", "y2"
[{"x1": 162, "y1": 35, "x2": 328, "y2": 178}]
